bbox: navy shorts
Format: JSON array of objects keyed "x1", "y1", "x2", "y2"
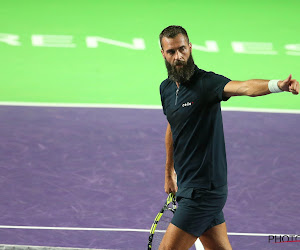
[{"x1": 171, "y1": 184, "x2": 228, "y2": 237}]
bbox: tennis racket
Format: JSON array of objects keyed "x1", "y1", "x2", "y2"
[{"x1": 148, "y1": 193, "x2": 177, "y2": 249}]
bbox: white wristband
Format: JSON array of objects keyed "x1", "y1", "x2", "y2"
[{"x1": 268, "y1": 80, "x2": 283, "y2": 93}]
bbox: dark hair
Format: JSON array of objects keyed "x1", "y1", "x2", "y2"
[{"x1": 159, "y1": 25, "x2": 189, "y2": 49}]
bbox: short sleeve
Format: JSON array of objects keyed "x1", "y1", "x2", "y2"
[{"x1": 203, "y1": 72, "x2": 231, "y2": 103}]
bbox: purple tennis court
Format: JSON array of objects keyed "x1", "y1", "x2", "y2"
[{"x1": 0, "y1": 105, "x2": 299, "y2": 249}]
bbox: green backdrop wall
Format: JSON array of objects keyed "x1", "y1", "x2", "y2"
[{"x1": 1, "y1": 0, "x2": 299, "y2": 109}]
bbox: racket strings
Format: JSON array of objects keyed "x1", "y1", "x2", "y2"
[
  {"x1": 151, "y1": 197, "x2": 177, "y2": 249},
  {"x1": 148, "y1": 194, "x2": 177, "y2": 250},
  {"x1": 152, "y1": 208, "x2": 175, "y2": 249}
]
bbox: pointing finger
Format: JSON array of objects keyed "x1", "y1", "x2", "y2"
[{"x1": 286, "y1": 74, "x2": 292, "y2": 83}]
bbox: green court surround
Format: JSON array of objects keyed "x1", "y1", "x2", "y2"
[{"x1": 1, "y1": 0, "x2": 299, "y2": 109}]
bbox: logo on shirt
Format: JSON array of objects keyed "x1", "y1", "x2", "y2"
[{"x1": 182, "y1": 102, "x2": 193, "y2": 108}]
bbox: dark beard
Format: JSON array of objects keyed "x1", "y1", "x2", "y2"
[{"x1": 165, "y1": 54, "x2": 195, "y2": 84}]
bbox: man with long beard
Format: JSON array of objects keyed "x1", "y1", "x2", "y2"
[{"x1": 158, "y1": 25, "x2": 299, "y2": 250}]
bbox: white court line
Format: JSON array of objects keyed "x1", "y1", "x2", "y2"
[
  {"x1": 0, "y1": 225, "x2": 296, "y2": 237},
  {"x1": 0, "y1": 102, "x2": 161, "y2": 110},
  {"x1": 0, "y1": 246, "x2": 113, "y2": 250},
  {"x1": 0, "y1": 101, "x2": 299, "y2": 114}
]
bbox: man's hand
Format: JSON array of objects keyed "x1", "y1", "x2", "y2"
[
  {"x1": 164, "y1": 172, "x2": 178, "y2": 194},
  {"x1": 278, "y1": 74, "x2": 299, "y2": 95}
]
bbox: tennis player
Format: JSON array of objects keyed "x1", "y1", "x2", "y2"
[{"x1": 159, "y1": 25, "x2": 299, "y2": 250}]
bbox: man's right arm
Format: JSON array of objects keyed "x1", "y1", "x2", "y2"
[{"x1": 164, "y1": 122, "x2": 178, "y2": 194}]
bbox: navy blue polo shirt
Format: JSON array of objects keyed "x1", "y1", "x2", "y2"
[{"x1": 160, "y1": 65, "x2": 231, "y2": 192}]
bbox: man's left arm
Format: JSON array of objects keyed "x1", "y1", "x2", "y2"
[{"x1": 223, "y1": 74, "x2": 299, "y2": 97}]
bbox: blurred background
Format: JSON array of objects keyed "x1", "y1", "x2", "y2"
[{"x1": 1, "y1": 0, "x2": 299, "y2": 109}]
